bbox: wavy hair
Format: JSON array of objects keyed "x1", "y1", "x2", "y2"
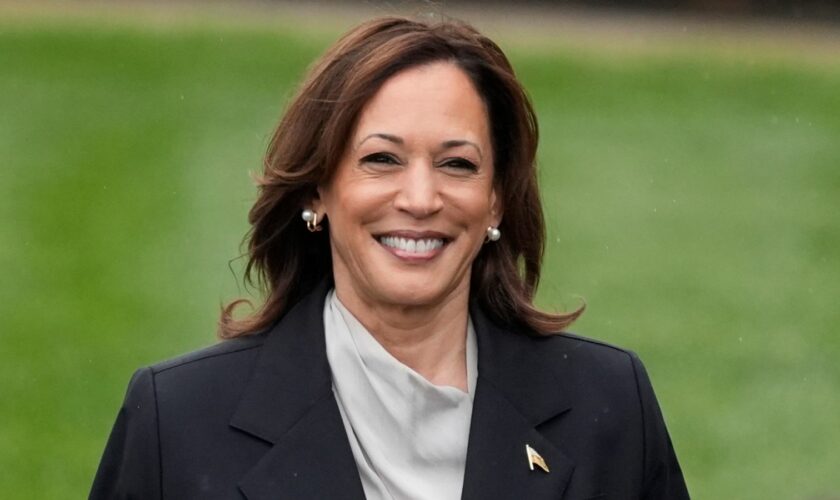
[{"x1": 219, "y1": 16, "x2": 583, "y2": 338}]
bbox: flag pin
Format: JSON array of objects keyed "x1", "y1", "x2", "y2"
[{"x1": 526, "y1": 444, "x2": 549, "y2": 473}]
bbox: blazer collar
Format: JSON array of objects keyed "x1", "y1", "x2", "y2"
[
  {"x1": 460, "y1": 306, "x2": 576, "y2": 500},
  {"x1": 231, "y1": 280, "x2": 366, "y2": 500},
  {"x1": 470, "y1": 306, "x2": 573, "y2": 425},
  {"x1": 230, "y1": 283, "x2": 575, "y2": 499},
  {"x1": 230, "y1": 279, "x2": 334, "y2": 443}
]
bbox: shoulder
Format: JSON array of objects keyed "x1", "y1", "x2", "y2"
[
  {"x1": 150, "y1": 333, "x2": 267, "y2": 376},
  {"x1": 477, "y1": 310, "x2": 651, "y2": 416},
  {"x1": 474, "y1": 307, "x2": 648, "y2": 404},
  {"x1": 548, "y1": 331, "x2": 655, "y2": 391},
  {"x1": 118, "y1": 333, "x2": 271, "y2": 440},
  {"x1": 526, "y1": 330, "x2": 666, "y2": 431},
  {"x1": 91, "y1": 333, "x2": 275, "y2": 498},
  {"x1": 135, "y1": 333, "x2": 268, "y2": 406},
  {"x1": 515, "y1": 330, "x2": 654, "y2": 413},
  {"x1": 543, "y1": 330, "x2": 636, "y2": 358},
  {"x1": 529, "y1": 329, "x2": 643, "y2": 377}
]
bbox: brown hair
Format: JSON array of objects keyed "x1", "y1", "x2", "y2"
[{"x1": 219, "y1": 16, "x2": 583, "y2": 338}]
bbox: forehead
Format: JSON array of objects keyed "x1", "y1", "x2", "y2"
[{"x1": 352, "y1": 62, "x2": 490, "y2": 146}]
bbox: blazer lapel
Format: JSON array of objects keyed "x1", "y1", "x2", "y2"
[
  {"x1": 461, "y1": 308, "x2": 576, "y2": 500},
  {"x1": 229, "y1": 282, "x2": 365, "y2": 500},
  {"x1": 227, "y1": 283, "x2": 575, "y2": 500}
]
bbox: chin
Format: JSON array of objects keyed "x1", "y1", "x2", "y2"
[{"x1": 373, "y1": 278, "x2": 457, "y2": 308}]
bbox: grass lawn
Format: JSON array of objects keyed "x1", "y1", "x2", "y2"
[{"x1": 1, "y1": 6, "x2": 838, "y2": 499}]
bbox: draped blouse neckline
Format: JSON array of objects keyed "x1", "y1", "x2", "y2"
[{"x1": 323, "y1": 289, "x2": 478, "y2": 500}]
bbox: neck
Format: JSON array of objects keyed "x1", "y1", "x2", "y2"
[{"x1": 334, "y1": 280, "x2": 471, "y2": 392}]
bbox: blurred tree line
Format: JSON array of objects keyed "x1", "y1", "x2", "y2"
[
  {"x1": 438, "y1": 0, "x2": 840, "y2": 21},
  {"x1": 570, "y1": 0, "x2": 840, "y2": 19}
]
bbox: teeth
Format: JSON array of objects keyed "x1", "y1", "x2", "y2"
[{"x1": 379, "y1": 236, "x2": 444, "y2": 253}]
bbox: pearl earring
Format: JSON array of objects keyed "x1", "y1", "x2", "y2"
[
  {"x1": 302, "y1": 209, "x2": 322, "y2": 232},
  {"x1": 486, "y1": 226, "x2": 501, "y2": 242}
]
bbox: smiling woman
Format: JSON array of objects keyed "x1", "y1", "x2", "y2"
[
  {"x1": 315, "y1": 63, "x2": 500, "y2": 383},
  {"x1": 217, "y1": 17, "x2": 577, "y2": 341},
  {"x1": 91, "y1": 16, "x2": 689, "y2": 500}
]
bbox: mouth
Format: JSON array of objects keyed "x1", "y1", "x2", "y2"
[{"x1": 374, "y1": 231, "x2": 451, "y2": 260}]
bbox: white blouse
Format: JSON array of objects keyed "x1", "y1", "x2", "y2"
[{"x1": 323, "y1": 289, "x2": 478, "y2": 500}]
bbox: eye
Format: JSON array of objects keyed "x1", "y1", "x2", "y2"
[
  {"x1": 439, "y1": 157, "x2": 478, "y2": 172},
  {"x1": 360, "y1": 152, "x2": 401, "y2": 165}
]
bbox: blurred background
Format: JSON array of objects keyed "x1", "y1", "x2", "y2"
[{"x1": 1, "y1": 1, "x2": 838, "y2": 498}]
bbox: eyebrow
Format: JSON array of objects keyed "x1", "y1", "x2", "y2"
[
  {"x1": 355, "y1": 133, "x2": 403, "y2": 149},
  {"x1": 441, "y1": 140, "x2": 483, "y2": 161},
  {"x1": 355, "y1": 134, "x2": 483, "y2": 160}
]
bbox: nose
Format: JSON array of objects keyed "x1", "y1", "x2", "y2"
[{"x1": 393, "y1": 160, "x2": 443, "y2": 218}]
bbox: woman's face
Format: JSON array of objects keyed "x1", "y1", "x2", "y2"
[{"x1": 314, "y1": 61, "x2": 501, "y2": 310}]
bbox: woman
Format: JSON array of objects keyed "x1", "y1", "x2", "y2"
[{"x1": 91, "y1": 16, "x2": 689, "y2": 500}]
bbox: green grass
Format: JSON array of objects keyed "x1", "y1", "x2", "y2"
[{"x1": 2, "y1": 9, "x2": 839, "y2": 500}]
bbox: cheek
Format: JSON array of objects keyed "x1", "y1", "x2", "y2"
[
  {"x1": 448, "y1": 183, "x2": 496, "y2": 221},
  {"x1": 335, "y1": 186, "x2": 390, "y2": 225},
  {"x1": 323, "y1": 182, "x2": 388, "y2": 244}
]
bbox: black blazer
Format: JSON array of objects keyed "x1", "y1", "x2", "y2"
[{"x1": 91, "y1": 282, "x2": 689, "y2": 499}]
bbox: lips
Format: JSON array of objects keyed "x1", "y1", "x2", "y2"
[
  {"x1": 379, "y1": 235, "x2": 444, "y2": 253},
  {"x1": 374, "y1": 231, "x2": 451, "y2": 259}
]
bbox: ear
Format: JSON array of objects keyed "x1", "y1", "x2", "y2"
[
  {"x1": 309, "y1": 185, "x2": 327, "y2": 218},
  {"x1": 489, "y1": 185, "x2": 503, "y2": 228}
]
